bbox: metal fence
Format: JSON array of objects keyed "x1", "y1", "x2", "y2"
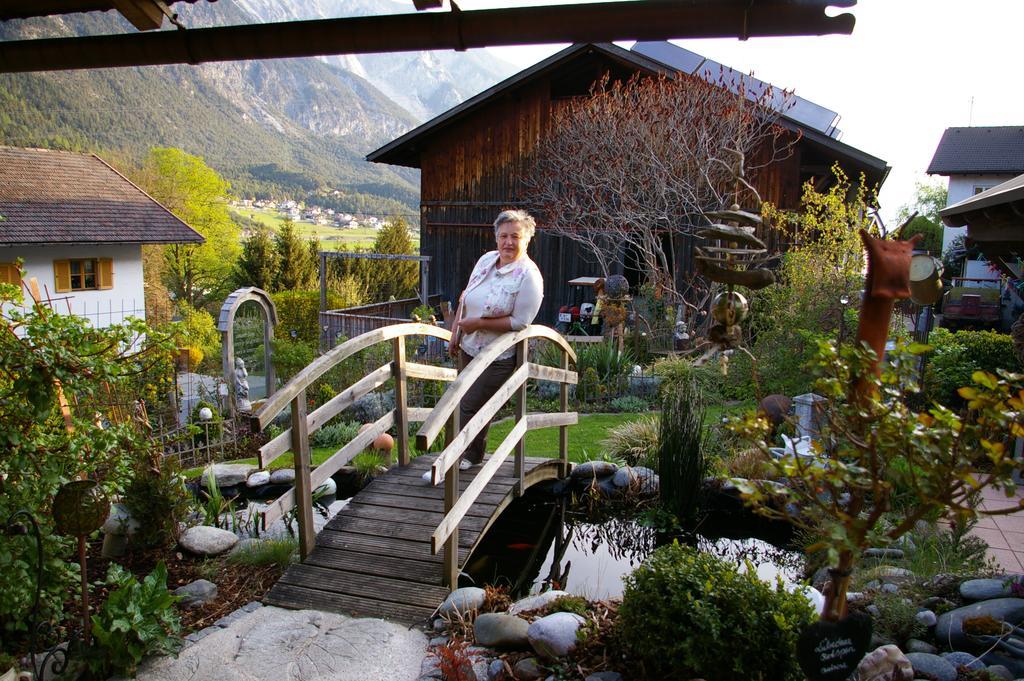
[{"x1": 320, "y1": 294, "x2": 443, "y2": 348}]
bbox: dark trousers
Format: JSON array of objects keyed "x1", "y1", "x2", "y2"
[{"x1": 459, "y1": 349, "x2": 516, "y2": 464}]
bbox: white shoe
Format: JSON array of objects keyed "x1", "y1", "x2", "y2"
[
  {"x1": 459, "y1": 459, "x2": 474, "y2": 471},
  {"x1": 422, "y1": 469, "x2": 438, "y2": 483}
]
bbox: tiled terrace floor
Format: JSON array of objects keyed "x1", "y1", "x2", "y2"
[{"x1": 971, "y1": 484, "x2": 1024, "y2": 572}]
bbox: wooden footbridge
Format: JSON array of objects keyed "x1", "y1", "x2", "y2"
[{"x1": 247, "y1": 323, "x2": 578, "y2": 623}]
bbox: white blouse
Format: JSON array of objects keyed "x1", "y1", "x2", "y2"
[{"x1": 459, "y1": 250, "x2": 544, "y2": 360}]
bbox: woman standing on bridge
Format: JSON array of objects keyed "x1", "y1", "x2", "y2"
[{"x1": 425, "y1": 210, "x2": 543, "y2": 479}]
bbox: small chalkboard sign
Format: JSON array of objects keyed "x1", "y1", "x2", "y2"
[{"x1": 796, "y1": 611, "x2": 872, "y2": 681}]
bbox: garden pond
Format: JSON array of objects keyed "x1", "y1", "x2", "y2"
[{"x1": 460, "y1": 487, "x2": 806, "y2": 599}]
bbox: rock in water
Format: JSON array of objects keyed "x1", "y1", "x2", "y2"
[
  {"x1": 179, "y1": 526, "x2": 239, "y2": 556},
  {"x1": 527, "y1": 612, "x2": 584, "y2": 660},
  {"x1": 202, "y1": 463, "x2": 257, "y2": 488},
  {"x1": 270, "y1": 469, "x2": 296, "y2": 485},
  {"x1": 246, "y1": 471, "x2": 271, "y2": 488},
  {"x1": 570, "y1": 461, "x2": 618, "y2": 480}
]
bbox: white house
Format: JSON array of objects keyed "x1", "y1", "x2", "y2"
[
  {"x1": 927, "y1": 126, "x2": 1024, "y2": 280},
  {"x1": 0, "y1": 146, "x2": 203, "y2": 327}
]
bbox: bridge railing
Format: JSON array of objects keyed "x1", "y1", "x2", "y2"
[
  {"x1": 250, "y1": 322, "x2": 454, "y2": 559},
  {"x1": 416, "y1": 325, "x2": 578, "y2": 587}
]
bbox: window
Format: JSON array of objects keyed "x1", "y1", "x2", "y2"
[
  {"x1": 53, "y1": 258, "x2": 113, "y2": 292},
  {"x1": 973, "y1": 185, "x2": 994, "y2": 195},
  {"x1": 0, "y1": 262, "x2": 19, "y2": 286}
]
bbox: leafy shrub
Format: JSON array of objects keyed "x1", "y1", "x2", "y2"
[
  {"x1": 88, "y1": 562, "x2": 182, "y2": 678},
  {"x1": 618, "y1": 543, "x2": 814, "y2": 681},
  {"x1": 310, "y1": 420, "x2": 360, "y2": 449},
  {"x1": 173, "y1": 302, "x2": 221, "y2": 373},
  {"x1": 870, "y1": 592, "x2": 926, "y2": 645},
  {"x1": 351, "y1": 451, "x2": 387, "y2": 481},
  {"x1": 577, "y1": 341, "x2": 636, "y2": 393},
  {"x1": 925, "y1": 328, "x2": 1020, "y2": 407},
  {"x1": 602, "y1": 415, "x2": 659, "y2": 467},
  {"x1": 270, "y1": 337, "x2": 316, "y2": 383},
  {"x1": 608, "y1": 395, "x2": 649, "y2": 413},
  {"x1": 652, "y1": 356, "x2": 722, "y2": 403},
  {"x1": 123, "y1": 453, "x2": 191, "y2": 548}
]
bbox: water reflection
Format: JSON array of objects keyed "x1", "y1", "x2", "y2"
[{"x1": 463, "y1": 490, "x2": 804, "y2": 600}]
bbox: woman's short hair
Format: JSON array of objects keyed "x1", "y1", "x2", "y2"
[{"x1": 493, "y1": 209, "x2": 536, "y2": 240}]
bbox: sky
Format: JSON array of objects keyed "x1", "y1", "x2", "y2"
[{"x1": 459, "y1": 0, "x2": 1024, "y2": 227}]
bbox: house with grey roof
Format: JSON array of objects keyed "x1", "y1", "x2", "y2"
[
  {"x1": 927, "y1": 126, "x2": 1024, "y2": 259},
  {"x1": 0, "y1": 146, "x2": 203, "y2": 327}
]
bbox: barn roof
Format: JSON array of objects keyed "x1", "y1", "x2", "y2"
[{"x1": 367, "y1": 41, "x2": 889, "y2": 188}]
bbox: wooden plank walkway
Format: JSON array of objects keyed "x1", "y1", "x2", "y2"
[{"x1": 264, "y1": 454, "x2": 564, "y2": 624}]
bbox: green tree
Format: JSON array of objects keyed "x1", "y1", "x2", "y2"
[
  {"x1": 274, "y1": 219, "x2": 317, "y2": 291},
  {"x1": 367, "y1": 217, "x2": 418, "y2": 300},
  {"x1": 899, "y1": 215, "x2": 944, "y2": 256},
  {"x1": 234, "y1": 224, "x2": 278, "y2": 291},
  {"x1": 136, "y1": 148, "x2": 240, "y2": 310},
  {"x1": 897, "y1": 180, "x2": 948, "y2": 225}
]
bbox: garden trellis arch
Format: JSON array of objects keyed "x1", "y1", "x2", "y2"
[{"x1": 218, "y1": 287, "x2": 279, "y2": 419}]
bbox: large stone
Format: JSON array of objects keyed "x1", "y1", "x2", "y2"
[
  {"x1": 315, "y1": 477, "x2": 337, "y2": 496},
  {"x1": 179, "y1": 526, "x2": 239, "y2": 556},
  {"x1": 941, "y1": 651, "x2": 984, "y2": 671},
  {"x1": 202, "y1": 463, "x2": 257, "y2": 488},
  {"x1": 527, "y1": 612, "x2": 584, "y2": 660},
  {"x1": 611, "y1": 467, "x2": 635, "y2": 488},
  {"x1": 985, "y1": 664, "x2": 1014, "y2": 681},
  {"x1": 174, "y1": 579, "x2": 218, "y2": 608},
  {"x1": 915, "y1": 609, "x2": 937, "y2": 627},
  {"x1": 509, "y1": 591, "x2": 570, "y2": 615},
  {"x1": 905, "y1": 638, "x2": 937, "y2": 654},
  {"x1": 246, "y1": 471, "x2": 271, "y2": 488},
  {"x1": 934, "y1": 598, "x2": 1024, "y2": 653},
  {"x1": 438, "y1": 587, "x2": 486, "y2": 617},
  {"x1": 269, "y1": 469, "x2": 296, "y2": 485},
  {"x1": 905, "y1": 653, "x2": 956, "y2": 681},
  {"x1": 135, "y1": 606, "x2": 427, "y2": 681},
  {"x1": 474, "y1": 613, "x2": 530, "y2": 649},
  {"x1": 570, "y1": 461, "x2": 618, "y2": 481},
  {"x1": 960, "y1": 578, "x2": 1013, "y2": 602}
]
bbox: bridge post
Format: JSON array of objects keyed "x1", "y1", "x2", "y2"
[
  {"x1": 443, "y1": 408, "x2": 460, "y2": 588},
  {"x1": 514, "y1": 339, "x2": 527, "y2": 496},
  {"x1": 559, "y1": 349, "x2": 570, "y2": 477},
  {"x1": 290, "y1": 388, "x2": 316, "y2": 559},
  {"x1": 392, "y1": 335, "x2": 409, "y2": 467}
]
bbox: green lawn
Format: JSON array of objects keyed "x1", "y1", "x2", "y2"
[
  {"x1": 184, "y1": 405, "x2": 742, "y2": 478},
  {"x1": 230, "y1": 206, "x2": 418, "y2": 249}
]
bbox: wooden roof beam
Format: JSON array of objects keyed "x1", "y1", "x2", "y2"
[
  {"x1": 0, "y1": 0, "x2": 857, "y2": 74},
  {"x1": 112, "y1": 0, "x2": 167, "y2": 30}
]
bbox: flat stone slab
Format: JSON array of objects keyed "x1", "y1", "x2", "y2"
[
  {"x1": 179, "y1": 526, "x2": 238, "y2": 556},
  {"x1": 202, "y1": 463, "x2": 258, "y2": 488},
  {"x1": 136, "y1": 606, "x2": 427, "y2": 681}
]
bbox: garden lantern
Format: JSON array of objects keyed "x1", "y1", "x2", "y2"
[{"x1": 52, "y1": 479, "x2": 110, "y2": 645}]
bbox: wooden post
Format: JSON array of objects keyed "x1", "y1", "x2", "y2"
[
  {"x1": 443, "y1": 408, "x2": 460, "y2": 589},
  {"x1": 319, "y1": 252, "x2": 328, "y2": 351},
  {"x1": 514, "y1": 339, "x2": 527, "y2": 496},
  {"x1": 559, "y1": 349, "x2": 570, "y2": 477},
  {"x1": 392, "y1": 335, "x2": 409, "y2": 467},
  {"x1": 290, "y1": 388, "x2": 316, "y2": 560}
]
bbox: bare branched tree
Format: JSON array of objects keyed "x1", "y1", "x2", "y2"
[{"x1": 521, "y1": 71, "x2": 798, "y2": 329}]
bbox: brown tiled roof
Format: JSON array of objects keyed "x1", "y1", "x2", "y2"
[{"x1": 0, "y1": 146, "x2": 204, "y2": 246}]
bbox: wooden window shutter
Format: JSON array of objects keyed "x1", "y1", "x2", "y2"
[
  {"x1": 54, "y1": 260, "x2": 71, "y2": 292},
  {"x1": 97, "y1": 258, "x2": 114, "y2": 290},
  {"x1": 0, "y1": 263, "x2": 18, "y2": 286}
]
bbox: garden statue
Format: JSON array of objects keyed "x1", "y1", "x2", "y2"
[{"x1": 234, "y1": 356, "x2": 252, "y2": 414}]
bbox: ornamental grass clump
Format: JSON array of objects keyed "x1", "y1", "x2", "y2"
[{"x1": 617, "y1": 543, "x2": 814, "y2": 681}]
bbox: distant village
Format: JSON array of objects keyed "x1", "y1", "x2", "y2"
[{"x1": 231, "y1": 197, "x2": 387, "y2": 231}]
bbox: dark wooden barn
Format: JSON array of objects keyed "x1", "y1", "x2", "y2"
[{"x1": 368, "y1": 42, "x2": 889, "y2": 324}]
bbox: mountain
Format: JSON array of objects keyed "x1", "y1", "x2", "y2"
[{"x1": 225, "y1": 0, "x2": 519, "y2": 121}]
